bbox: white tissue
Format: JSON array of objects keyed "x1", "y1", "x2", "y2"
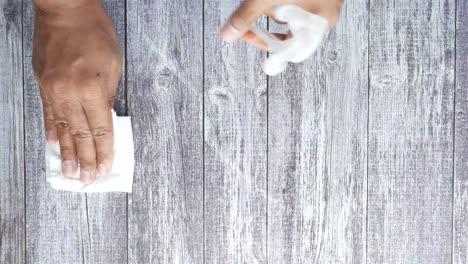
[
  {"x1": 251, "y1": 5, "x2": 328, "y2": 75},
  {"x1": 45, "y1": 110, "x2": 134, "y2": 193}
]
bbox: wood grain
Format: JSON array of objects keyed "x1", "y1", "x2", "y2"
[
  {"x1": 454, "y1": 0, "x2": 468, "y2": 263},
  {"x1": 203, "y1": 1, "x2": 267, "y2": 263},
  {"x1": 0, "y1": 0, "x2": 25, "y2": 263},
  {"x1": 23, "y1": 1, "x2": 128, "y2": 263},
  {"x1": 126, "y1": 0, "x2": 204, "y2": 263},
  {"x1": 1, "y1": 0, "x2": 463, "y2": 262},
  {"x1": 367, "y1": 0, "x2": 455, "y2": 263},
  {"x1": 267, "y1": 1, "x2": 368, "y2": 263}
]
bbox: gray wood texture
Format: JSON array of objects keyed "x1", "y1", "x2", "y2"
[
  {"x1": 23, "y1": 1, "x2": 128, "y2": 263},
  {"x1": 1, "y1": 0, "x2": 466, "y2": 263},
  {"x1": 267, "y1": 1, "x2": 368, "y2": 263},
  {"x1": 367, "y1": 0, "x2": 455, "y2": 263},
  {"x1": 454, "y1": 0, "x2": 468, "y2": 263},
  {"x1": 0, "y1": 0, "x2": 25, "y2": 263},
  {"x1": 203, "y1": 1, "x2": 267, "y2": 264},
  {"x1": 126, "y1": 0, "x2": 204, "y2": 263}
]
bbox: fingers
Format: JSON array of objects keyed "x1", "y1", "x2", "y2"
[
  {"x1": 82, "y1": 97, "x2": 114, "y2": 178},
  {"x1": 242, "y1": 31, "x2": 289, "y2": 50},
  {"x1": 53, "y1": 108, "x2": 78, "y2": 178},
  {"x1": 242, "y1": 31, "x2": 268, "y2": 50},
  {"x1": 50, "y1": 92, "x2": 114, "y2": 184},
  {"x1": 40, "y1": 90, "x2": 58, "y2": 144},
  {"x1": 63, "y1": 102, "x2": 98, "y2": 184},
  {"x1": 221, "y1": 0, "x2": 268, "y2": 42}
]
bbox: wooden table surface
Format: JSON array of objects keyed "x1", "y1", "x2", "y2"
[{"x1": 1, "y1": 0, "x2": 467, "y2": 263}]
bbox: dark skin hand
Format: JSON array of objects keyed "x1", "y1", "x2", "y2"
[{"x1": 33, "y1": 0, "x2": 122, "y2": 184}]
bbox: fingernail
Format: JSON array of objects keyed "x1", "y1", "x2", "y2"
[
  {"x1": 46, "y1": 130, "x2": 57, "y2": 144},
  {"x1": 221, "y1": 23, "x2": 242, "y2": 42},
  {"x1": 80, "y1": 170, "x2": 95, "y2": 184},
  {"x1": 62, "y1": 160, "x2": 75, "y2": 177},
  {"x1": 98, "y1": 163, "x2": 107, "y2": 176}
]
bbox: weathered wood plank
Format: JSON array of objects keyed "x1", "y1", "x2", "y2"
[
  {"x1": 267, "y1": 1, "x2": 368, "y2": 263},
  {"x1": 126, "y1": 0, "x2": 204, "y2": 263},
  {"x1": 454, "y1": 0, "x2": 468, "y2": 263},
  {"x1": 203, "y1": 1, "x2": 267, "y2": 263},
  {"x1": 23, "y1": 1, "x2": 128, "y2": 263},
  {"x1": 102, "y1": 0, "x2": 127, "y2": 115},
  {"x1": 367, "y1": 0, "x2": 455, "y2": 263},
  {"x1": 0, "y1": 0, "x2": 25, "y2": 263}
]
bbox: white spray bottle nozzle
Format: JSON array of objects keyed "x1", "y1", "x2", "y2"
[{"x1": 251, "y1": 5, "x2": 328, "y2": 76}]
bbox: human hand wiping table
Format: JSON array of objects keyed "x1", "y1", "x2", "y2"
[
  {"x1": 33, "y1": 0, "x2": 122, "y2": 184},
  {"x1": 31, "y1": 0, "x2": 343, "y2": 186}
]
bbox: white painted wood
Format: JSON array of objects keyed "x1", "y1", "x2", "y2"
[
  {"x1": 0, "y1": 0, "x2": 462, "y2": 262},
  {"x1": 203, "y1": 1, "x2": 267, "y2": 263},
  {"x1": 126, "y1": 0, "x2": 204, "y2": 263},
  {"x1": 0, "y1": 0, "x2": 25, "y2": 262},
  {"x1": 267, "y1": 1, "x2": 368, "y2": 263},
  {"x1": 454, "y1": 0, "x2": 468, "y2": 263},
  {"x1": 367, "y1": 0, "x2": 455, "y2": 263}
]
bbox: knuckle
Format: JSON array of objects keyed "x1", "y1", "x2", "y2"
[
  {"x1": 55, "y1": 118, "x2": 70, "y2": 131},
  {"x1": 59, "y1": 145, "x2": 74, "y2": 155},
  {"x1": 70, "y1": 129, "x2": 93, "y2": 139},
  {"x1": 92, "y1": 127, "x2": 113, "y2": 138}
]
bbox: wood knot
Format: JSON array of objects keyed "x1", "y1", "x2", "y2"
[
  {"x1": 209, "y1": 88, "x2": 233, "y2": 105},
  {"x1": 3, "y1": 0, "x2": 19, "y2": 29},
  {"x1": 328, "y1": 50, "x2": 338, "y2": 61}
]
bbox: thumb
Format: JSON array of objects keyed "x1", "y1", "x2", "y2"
[{"x1": 221, "y1": 0, "x2": 268, "y2": 42}]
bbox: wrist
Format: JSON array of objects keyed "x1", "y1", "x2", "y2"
[{"x1": 33, "y1": 0, "x2": 100, "y2": 13}]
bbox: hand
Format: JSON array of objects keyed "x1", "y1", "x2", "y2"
[
  {"x1": 220, "y1": 0, "x2": 344, "y2": 50},
  {"x1": 33, "y1": 0, "x2": 122, "y2": 184}
]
